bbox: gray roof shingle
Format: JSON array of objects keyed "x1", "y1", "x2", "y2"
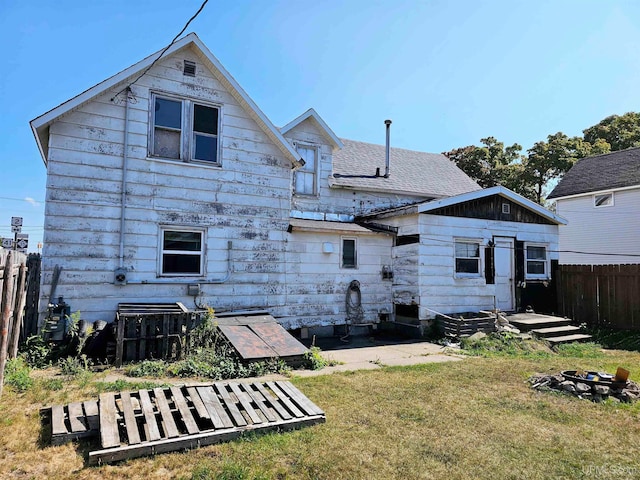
[
  {"x1": 547, "y1": 147, "x2": 640, "y2": 199},
  {"x1": 331, "y1": 139, "x2": 481, "y2": 198}
]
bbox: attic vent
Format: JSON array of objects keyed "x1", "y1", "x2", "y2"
[
  {"x1": 183, "y1": 60, "x2": 196, "y2": 77},
  {"x1": 502, "y1": 203, "x2": 511, "y2": 214}
]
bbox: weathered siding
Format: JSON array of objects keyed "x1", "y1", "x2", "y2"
[
  {"x1": 280, "y1": 230, "x2": 393, "y2": 329},
  {"x1": 555, "y1": 187, "x2": 640, "y2": 264},
  {"x1": 41, "y1": 46, "x2": 294, "y2": 323}
]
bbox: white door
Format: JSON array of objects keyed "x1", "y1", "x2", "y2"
[{"x1": 494, "y1": 237, "x2": 515, "y2": 311}]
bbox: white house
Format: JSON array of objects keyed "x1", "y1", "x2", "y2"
[
  {"x1": 30, "y1": 33, "x2": 564, "y2": 335},
  {"x1": 547, "y1": 148, "x2": 640, "y2": 265}
]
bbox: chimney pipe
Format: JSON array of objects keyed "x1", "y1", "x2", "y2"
[{"x1": 384, "y1": 119, "x2": 392, "y2": 178}]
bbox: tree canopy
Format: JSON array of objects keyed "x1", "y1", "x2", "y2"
[{"x1": 444, "y1": 111, "x2": 639, "y2": 204}]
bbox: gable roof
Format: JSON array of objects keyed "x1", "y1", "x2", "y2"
[
  {"x1": 30, "y1": 33, "x2": 302, "y2": 167},
  {"x1": 280, "y1": 108, "x2": 344, "y2": 150},
  {"x1": 330, "y1": 139, "x2": 481, "y2": 198},
  {"x1": 418, "y1": 185, "x2": 567, "y2": 225},
  {"x1": 547, "y1": 147, "x2": 640, "y2": 199}
]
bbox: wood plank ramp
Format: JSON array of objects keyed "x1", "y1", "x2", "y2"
[{"x1": 82, "y1": 381, "x2": 324, "y2": 465}]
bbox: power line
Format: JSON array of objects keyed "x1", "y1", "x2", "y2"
[{"x1": 112, "y1": 0, "x2": 209, "y2": 101}]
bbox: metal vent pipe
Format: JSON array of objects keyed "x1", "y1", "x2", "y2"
[{"x1": 384, "y1": 119, "x2": 392, "y2": 178}]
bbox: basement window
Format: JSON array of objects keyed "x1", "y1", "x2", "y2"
[
  {"x1": 455, "y1": 240, "x2": 481, "y2": 277},
  {"x1": 150, "y1": 93, "x2": 221, "y2": 165},
  {"x1": 525, "y1": 243, "x2": 549, "y2": 280},
  {"x1": 594, "y1": 192, "x2": 614, "y2": 207},
  {"x1": 160, "y1": 228, "x2": 204, "y2": 276},
  {"x1": 294, "y1": 144, "x2": 318, "y2": 195},
  {"x1": 342, "y1": 238, "x2": 357, "y2": 268}
]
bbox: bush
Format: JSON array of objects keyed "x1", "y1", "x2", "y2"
[
  {"x1": 21, "y1": 335, "x2": 56, "y2": 369},
  {"x1": 58, "y1": 354, "x2": 91, "y2": 376},
  {"x1": 303, "y1": 346, "x2": 328, "y2": 370},
  {"x1": 4, "y1": 357, "x2": 34, "y2": 392}
]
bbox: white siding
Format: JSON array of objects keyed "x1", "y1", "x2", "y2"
[{"x1": 555, "y1": 187, "x2": 640, "y2": 264}]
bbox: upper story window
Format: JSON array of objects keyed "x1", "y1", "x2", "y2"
[
  {"x1": 159, "y1": 227, "x2": 205, "y2": 276},
  {"x1": 151, "y1": 93, "x2": 221, "y2": 165},
  {"x1": 294, "y1": 144, "x2": 318, "y2": 195},
  {"x1": 594, "y1": 192, "x2": 614, "y2": 207},
  {"x1": 525, "y1": 243, "x2": 549, "y2": 280},
  {"x1": 455, "y1": 240, "x2": 481, "y2": 277}
]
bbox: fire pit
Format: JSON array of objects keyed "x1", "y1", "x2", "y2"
[{"x1": 530, "y1": 368, "x2": 639, "y2": 403}]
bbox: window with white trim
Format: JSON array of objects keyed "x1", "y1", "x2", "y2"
[
  {"x1": 525, "y1": 243, "x2": 549, "y2": 280},
  {"x1": 342, "y1": 238, "x2": 357, "y2": 268},
  {"x1": 455, "y1": 240, "x2": 481, "y2": 276},
  {"x1": 294, "y1": 144, "x2": 318, "y2": 195},
  {"x1": 594, "y1": 192, "x2": 614, "y2": 207},
  {"x1": 160, "y1": 228, "x2": 204, "y2": 276},
  {"x1": 151, "y1": 93, "x2": 221, "y2": 164}
]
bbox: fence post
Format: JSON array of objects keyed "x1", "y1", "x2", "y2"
[
  {"x1": 8, "y1": 263, "x2": 27, "y2": 359},
  {"x1": 0, "y1": 251, "x2": 15, "y2": 398}
]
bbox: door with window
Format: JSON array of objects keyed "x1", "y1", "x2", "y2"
[{"x1": 494, "y1": 237, "x2": 515, "y2": 311}]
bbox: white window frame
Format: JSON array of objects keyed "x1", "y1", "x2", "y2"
[
  {"x1": 524, "y1": 242, "x2": 550, "y2": 280},
  {"x1": 158, "y1": 226, "x2": 206, "y2": 277},
  {"x1": 593, "y1": 192, "x2": 614, "y2": 208},
  {"x1": 150, "y1": 92, "x2": 222, "y2": 166},
  {"x1": 341, "y1": 237, "x2": 357, "y2": 269},
  {"x1": 293, "y1": 142, "x2": 319, "y2": 196},
  {"x1": 454, "y1": 239, "x2": 483, "y2": 278}
]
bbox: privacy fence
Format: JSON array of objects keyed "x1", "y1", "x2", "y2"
[{"x1": 556, "y1": 264, "x2": 640, "y2": 331}]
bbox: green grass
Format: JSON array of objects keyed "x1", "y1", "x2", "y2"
[{"x1": 1, "y1": 349, "x2": 639, "y2": 479}]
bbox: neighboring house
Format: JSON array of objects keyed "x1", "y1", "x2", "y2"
[
  {"x1": 30, "y1": 33, "x2": 564, "y2": 334},
  {"x1": 547, "y1": 148, "x2": 640, "y2": 265}
]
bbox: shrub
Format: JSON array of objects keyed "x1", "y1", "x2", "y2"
[
  {"x1": 21, "y1": 335, "x2": 55, "y2": 369},
  {"x1": 58, "y1": 354, "x2": 91, "y2": 376},
  {"x1": 126, "y1": 360, "x2": 167, "y2": 378},
  {"x1": 4, "y1": 357, "x2": 34, "y2": 392},
  {"x1": 303, "y1": 346, "x2": 328, "y2": 370}
]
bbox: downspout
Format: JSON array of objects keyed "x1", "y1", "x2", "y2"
[
  {"x1": 118, "y1": 87, "x2": 132, "y2": 269},
  {"x1": 384, "y1": 119, "x2": 392, "y2": 178}
]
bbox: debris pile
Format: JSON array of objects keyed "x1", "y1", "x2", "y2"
[{"x1": 529, "y1": 369, "x2": 639, "y2": 403}]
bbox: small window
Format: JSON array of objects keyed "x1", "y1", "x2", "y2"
[
  {"x1": 294, "y1": 145, "x2": 317, "y2": 195},
  {"x1": 525, "y1": 243, "x2": 549, "y2": 279},
  {"x1": 594, "y1": 192, "x2": 613, "y2": 207},
  {"x1": 160, "y1": 228, "x2": 204, "y2": 276},
  {"x1": 151, "y1": 93, "x2": 221, "y2": 165},
  {"x1": 502, "y1": 203, "x2": 511, "y2": 214},
  {"x1": 342, "y1": 238, "x2": 357, "y2": 268},
  {"x1": 455, "y1": 241, "x2": 481, "y2": 276}
]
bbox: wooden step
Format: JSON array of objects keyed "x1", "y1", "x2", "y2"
[
  {"x1": 507, "y1": 313, "x2": 572, "y2": 332},
  {"x1": 546, "y1": 334, "x2": 593, "y2": 344},
  {"x1": 531, "y1": 325, "x2": 582, "y2": 338}
]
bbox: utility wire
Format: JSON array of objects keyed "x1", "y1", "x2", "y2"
[{"x1": 111, "y1": 0, "x2": 209, "y2": 101}]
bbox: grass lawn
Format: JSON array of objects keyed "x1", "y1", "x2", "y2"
[{"x1": 1, "y1": 348, "x2": 639, "y2": 479}]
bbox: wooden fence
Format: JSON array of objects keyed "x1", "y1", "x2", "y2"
[
  {"x1": 556, "y1": 264, "x2": 640, "y2": 331},
  {"x1": 0, "y1": 249, "x2": 29, "y2": 397}
]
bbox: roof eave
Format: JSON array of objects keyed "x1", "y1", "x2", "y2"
[{"x1": 280, "y1": 108, "x2": 344, "y2": 150}]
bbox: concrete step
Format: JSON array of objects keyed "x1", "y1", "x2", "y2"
[
  {"x1": 545, "y1": 334, "x2": 593, "y2": 344},
  {"x1": 507, "y1": 313, "x2": 572, "y2": 332},
  {"x1": 531, "y1": 325, "x2": 582, "y2": 338}
]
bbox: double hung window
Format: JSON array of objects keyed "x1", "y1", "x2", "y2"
[
  {"x1": 294, "y1": 145, "x2": 318, "y2": 195},
  {"x1": 151, "y1": 93, "x2": 220, "y2": 164},
  {"x1": 455, "y1": 240, "x2": 481, "y2": 276},
  {"x1": 525, "y1": 243, "x2": 549, "y2": 280}
]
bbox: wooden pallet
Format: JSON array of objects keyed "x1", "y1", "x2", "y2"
[{"x1": 44, "y1": 381, "x2": 325, "y2": 465}]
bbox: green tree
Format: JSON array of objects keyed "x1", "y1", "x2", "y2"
[
  {"x1": 583, "y1": 112, "x2": 640, "y2": 151},
  {"x1": 523, "y1": 132, "x2": 609, "y2": 204},
  {"x1": 444, "y1": 137, "x2": 524, "y2": 190}
]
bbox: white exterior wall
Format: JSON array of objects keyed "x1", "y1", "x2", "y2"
[
  {"x1": 41, "y1": 47, "x2": 294, "y2": 323},
  {"x1": 555, "y1": 187, "x2": 640, "y2": 265},
  {"x1": 418, "y1": 215, "x2": 559, "y2": 316},
  {"x1": 280, "y1": 230, "x2": 393, "y2": 329}
]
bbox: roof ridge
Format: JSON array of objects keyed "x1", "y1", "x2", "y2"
[{"x1": 340, "y1": 137, "x2": 445, "y2": 156}]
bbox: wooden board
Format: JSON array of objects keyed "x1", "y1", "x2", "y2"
[
  {"x1": 249, "y1": 322, "x2": 308, "y2": 357},
  {"x1": 217, "y1": 325, "x2": 276, "y2": 360},
  {"x1": 87, "y1": 381, "x2": 324, "y2": 465}
]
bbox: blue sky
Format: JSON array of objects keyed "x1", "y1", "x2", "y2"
[{"x1": 2, "y1": 0, "x2": 640, "y2": 251}]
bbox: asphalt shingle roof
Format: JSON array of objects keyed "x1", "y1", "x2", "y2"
[
  {"x1": 547, "y1": 147, "x2": 640, "y2": 199},
  {"x1": 331, "y1": 139, "x2": 481, "y2": 198}
]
